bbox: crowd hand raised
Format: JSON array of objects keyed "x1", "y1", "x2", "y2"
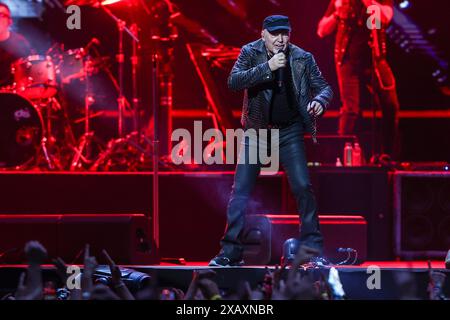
[
  {"x1": 286, "y1": 272, "x2": 318, "y2": 300},
  {"x1": 22, "y1": 241, "x2": 46, "y2": 299},
  {"x1": 184, "y1": 270, "x2": 200, "y2": 300},
  {"x1": 81, "y1": 244, "x2": 97, "y2": 298},
  {"x1": 83, "y1": 244, "x2": 98, "y2": 275},
  {"x1": 314, "y1": 274, "x2": 332, "y2": 300},
  {"x1": 244, "y1": 281, "x2": 265, "y2": 300},
  {"x1": 172, "y1": 288, "x2": 185, "y2": 300},
  {"x1": 268, "y1": 51, "x2": 287, "y2": 71},
  {"x1": 197, "y1": 278, "x2": 221, "y2": 300},
  {"x1": 235, "y1": 281, "x2": 258, "y2": 300},
  {"x1": 185, "y1": 269, "x2": 218, "y2": 300},
  {"x1": 197, "y1": 269, "x2": 216, "y2": 280},
  {"x1": 272, "y1": 245, "x2": 322, "y2": 299},
  {"x1": 102, "y1": 250, "x2": 122, "y2": 286},
  {"x1": 15, "y1": 272, "x2": 43, "y2": 300},
  {"x1": 259, "y1": 266, "x2": 276, "y2": 299},
  {"x1": 52, "y1": 257, "x2": 68, "y2": 285},
  {"x1": 271, "y1": 264, "x2": 287, "y2": 290},
  {"x1": 274, "y1": 263, "x2": 319, "y2": 300},
  {"x1": 89, "y1": 284, "x2": 120, "y2": 300},
  {"x1": 197, "y1": 269, "x2": 221, "y2": 299},
  {"x1": 25, "y1": 241, "x2": 47, "y2": 265},
  {"x1": 307, "y1": 100, "x2": 324, "y2": 117},
  {"x1": 160, "y1": 287, "x2": 185, "y2": 300},
  {"x1": 102, "y1": 249, "x2": 134, "y2": 300},
  {"x1": 428, "y1": 271, "x2": 447, "y2": 300},
  {"x1": 271, "y1": 278, "x2": 288, "y2": 300}
]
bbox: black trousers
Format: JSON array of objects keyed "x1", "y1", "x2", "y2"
[{"x1": 219, "y1": 122, "x2": 323, "y2": 260}]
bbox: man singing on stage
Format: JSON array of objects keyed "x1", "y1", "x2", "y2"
[{"x1": 209, "y1": 15, "x2": 333, "y2": 267}]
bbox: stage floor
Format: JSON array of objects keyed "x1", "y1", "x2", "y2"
[{"x1": 1, "y1": 261, "x2": 449, "y2": 300}]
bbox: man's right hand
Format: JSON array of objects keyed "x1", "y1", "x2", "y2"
[{"x1": 268, "y1": 52, "x2": 287, "y2": 71}]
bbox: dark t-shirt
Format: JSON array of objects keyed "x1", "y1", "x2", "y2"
[
  {"x1": 269, "y1": 60, "x2": 299, "y2": 125},
  {"x1": 325, "y1": 0, "x2": 393, "y2": 66},
  {"x1": 0, "y1": 32, "x2": 31, "y2": 86}
]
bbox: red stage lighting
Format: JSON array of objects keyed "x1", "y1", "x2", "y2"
[{"x1": 101, "y1": 0, "x2": 122, "y2": 5}]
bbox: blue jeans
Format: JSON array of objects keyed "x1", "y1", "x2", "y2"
[{"x1": 219, "y1": 122, "x2": 323, "y2": 260}]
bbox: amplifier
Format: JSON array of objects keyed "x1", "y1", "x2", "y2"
[
  {"x1": 0, "y1": 214, "x2": 158, "y2": 264},
  {"x1": 242, "y1": 214, "x2": 367, "y2": 265}
]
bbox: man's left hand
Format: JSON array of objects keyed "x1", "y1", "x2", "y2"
[{"x1": 307, "y1": 101, "x2": 324, "y2": 116}]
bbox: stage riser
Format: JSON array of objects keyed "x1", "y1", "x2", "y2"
[
  {"x1": 0, "y1": 169, "x2": 392, "y2": 261},
  {"x1": 0, "y1": 173, "x2": 283, "y2": 262},
  {"x1": 242, "y1": 214, "x2": 368, "y2": 264},
  {"x1": 0, "y1": 214, "x2": 158, "y2": 265},
  {"x1": 307, "y1": 167, "x2": 392, "y2": 260}
]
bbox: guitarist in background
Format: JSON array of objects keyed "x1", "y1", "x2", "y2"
[{"x1": 317, "y1": 0, "x2": 400, "y2": 161}]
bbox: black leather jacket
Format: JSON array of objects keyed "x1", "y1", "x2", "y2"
[{"x1": 228, "y1": 39, "x2": 333, "y2": 135}]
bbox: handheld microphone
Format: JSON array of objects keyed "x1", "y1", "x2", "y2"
[{"x1": 276, "y1": 48, "x2": 285, "y2": 88}]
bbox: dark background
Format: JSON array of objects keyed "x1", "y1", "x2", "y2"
[{"x1": 8, "y1": 0, "x2": 450, "y2": 160}]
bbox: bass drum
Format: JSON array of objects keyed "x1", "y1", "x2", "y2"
[{"x1": 0, "y1": 93, "x2": 43, "y2": 169}]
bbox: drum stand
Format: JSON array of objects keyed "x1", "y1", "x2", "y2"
[
  {"x1": 101, "y1": 4, "x2": 139, "y2": 138},
  {"x1": 35, "y1": 97, "x2": 62, "y2": 170},
  {"x1": 90, "y1": 7, "x2": 154, "y2": 171},
  {"x1": 70, "y1": 57, "x2": 98, "y2": 170},
  {"x1": 39, "y1": 137, "x2": 55, "y2": 170}
]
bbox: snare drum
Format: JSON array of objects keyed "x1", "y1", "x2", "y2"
[
  {"x1": 0, "y1": 93, "x2": 43, "y2": 168},
  {"x1": 11, "y1": 55, "x2": 58, "y2": 100}
]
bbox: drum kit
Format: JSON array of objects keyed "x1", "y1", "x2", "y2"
[
  {"x1": 1, "y1": 0, "x2": 245, "y2": 171},
  {"x1": 0, "y1": 42, "x2": 126, "y2": 170},
  {"x1": 0, "y1": 0, "x2": 165, "y2": 171}
]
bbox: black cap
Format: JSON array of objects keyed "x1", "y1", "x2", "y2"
[{"x1": 262, "y1": 15, "x2": 291, "y2": 32}]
